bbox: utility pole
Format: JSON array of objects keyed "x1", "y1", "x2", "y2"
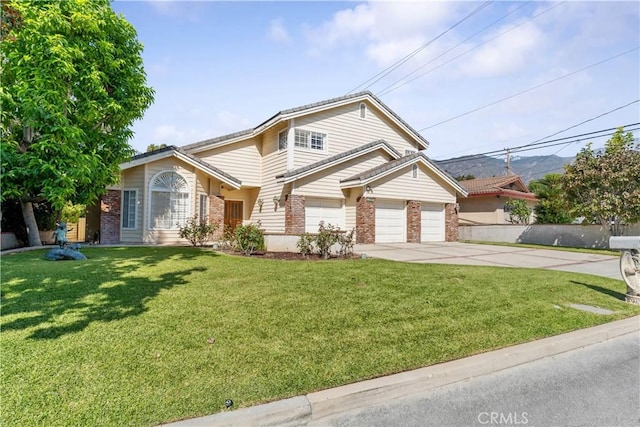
[{"x1": 505, "y1": 148, "x2": 512, "y2": 176}]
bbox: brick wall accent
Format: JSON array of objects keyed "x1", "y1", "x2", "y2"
[
  {"x1": 100, "y1": 190, "x2": 121, "y2": 244},
  {"x1": 285, "y1": 194, "x2": 305, "y2": 234},
  {"x1": 356, "y1": 196, "x2": 375, "y2": 244},
  {"x1": 406, "y1": 200, "x2": 421, "y2": 243},
  {"x1": 445, "y1": 202, "x2": 459, "y2": 242},
  {"x1": 209, "y1": 196, "x2": 225, "y2": 240}
]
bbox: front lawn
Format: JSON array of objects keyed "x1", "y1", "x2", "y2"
[{"x1": 2, "y1": 247, "x2": 638, "y2": 426}]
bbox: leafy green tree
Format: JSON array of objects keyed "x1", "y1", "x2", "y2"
[
  {"x1": 504, "y1": 199, "x2": 532, "y2": 224},
  {"x1": 1, "y1": 0, "x2": 154, "y2": 246},
  {"x1": 529, "y1": 173, "x2": 573, "y2": 224},
  {"x1": 561, "y1": 127, "x2": 640, "y2": 235},
  {"x1": 146, "y1": 143, "x2": 167, "y2": 152}
]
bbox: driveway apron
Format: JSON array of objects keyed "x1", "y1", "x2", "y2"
[{"x1": 354, "y1": 242, "x2": 621, "y2": 279}]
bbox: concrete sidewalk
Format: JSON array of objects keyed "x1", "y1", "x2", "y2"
[
  {"x1": 354, "y1": 242, "x2": 621, "y2": 279},
  {"x1": 163, "y1": 317, "x2": 639, "y2": 426}
]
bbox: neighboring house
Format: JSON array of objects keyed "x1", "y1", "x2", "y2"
[
  {"x1": 457, "y1": 175, "x2": 537, "y2": 225},
  {"x1": 98, "y1": 91, "x2": 468, "y2": 247}
]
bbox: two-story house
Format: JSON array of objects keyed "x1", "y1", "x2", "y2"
[{"x1": 98, "y1": 91, "x2": 467, "y2": 247}]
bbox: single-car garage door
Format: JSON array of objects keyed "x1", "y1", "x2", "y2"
[
  {"x1": 375, "y1": 199, "x2": 405, "y2": 243},
  {"x1": 421, "y1": 203, "x2": 445, "y2": 242},
  {"x1": 305, "y1": 198, "x2": 344, "y2": 233}
]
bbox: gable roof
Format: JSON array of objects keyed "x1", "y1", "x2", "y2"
[
  {"x1": 458, "y1": 175, "x2": 536, "y2": 200},
  {"x1": 182, "y1": 91, "x2": 430, "y2": 154},
  {"x1": 340, "y1": 152, "x2": 468, "y2": 197},
  {"x1": 275, "y1": 140, "x2": 401, "y2": 184},
  {"x1": 121, "y1": 145, "x2": 242, "y2": 189}
]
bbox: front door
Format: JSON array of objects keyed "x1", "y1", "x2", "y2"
[{"x1": 224, "y1": 200, "x2": 243, "y2": 230}]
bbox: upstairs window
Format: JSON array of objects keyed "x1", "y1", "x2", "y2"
[
  {"x1": 412, "y1": 164, "x2": 418, "y2": 179},
  {"x1": 405, "y1": 149, "x2": 417, "y2": 155},
  {"x1": 359, "y1": 102, "x2": 367, "y2": 119},
  {"x1": 278, "y1": 130, "x2": 288, "y2": 151},
  {"x1": 295, "y1": 129, "x2": 326, "y2": 151}
]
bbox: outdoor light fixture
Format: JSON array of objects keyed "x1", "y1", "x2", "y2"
[
  {"x1": 365, "y1": 185, "x2": 372, "y2": 193},
  {"x1": 257, "y1": 198, "x2": 264, "y2": 207},
  {"x1": 273, "y1": 196, "x2": 280, "y2": 204}
]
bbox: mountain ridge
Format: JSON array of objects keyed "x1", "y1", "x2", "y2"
[{"x1": 435, "y1": 154, "x2": 575, "y2": 183}]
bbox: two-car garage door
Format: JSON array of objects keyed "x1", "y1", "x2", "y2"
[
  {"x1": 375, "y1": 200, "x2": 445, "y2": 243},
  {"x1": 305, "y1": 197, "x2": 445, "y2": 242}
]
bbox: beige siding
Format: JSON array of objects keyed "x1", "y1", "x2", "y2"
[
  {"x1": 197, "y1": 137, "x2": 262, "y2": 186},
  {"x1": 371, "y1": 165, "x2": 457, "y2": 203},
  {"x1": 293, "y1": 101, "x2": 419, "y2": 169},
  {"x1": 120, "y1": 166, "x2": 144, "y2": 243},
  {"x1": 253, "y1": 130, "x2": 289, "y2": 233},
  {"x1": 295, "y1": 151, "x2": 391, "y2": 198}
]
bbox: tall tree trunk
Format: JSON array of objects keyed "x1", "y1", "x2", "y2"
[{"x1": 21, "y1": 200, "x2": 42, "y2": 247}]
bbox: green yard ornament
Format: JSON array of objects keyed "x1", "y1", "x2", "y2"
[
  {"x1": 52, "y1": 222, "x2": 69, "y2": 248},
  {"x1": 46, "y1": 222, "x2": 86, "y2": 260}
]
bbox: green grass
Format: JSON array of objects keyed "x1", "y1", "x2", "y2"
[
  {"x1": 460, "y1": 240, "x2": 619, "y2": 256},
  {"x1": 2, "y1": 247, "x2": 638, "y2": 426}
]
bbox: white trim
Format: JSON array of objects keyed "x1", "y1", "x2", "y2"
[
  {"x1": 187, "y1": 92, "x2": 429, "y2": 154},
  {"x1": 340, "y1": 156, "x2": 468, "y2": 197},
  {"x1": 277, "y1": 142, "x2": 401, "y2": 184},
  {"x1": 120, "y1": 150, "x2": 241, "y2": 190},
  {"x1": 121, "y1": 188, "x2": 139, "y2": 230},
  {"x1": 147, "y1": 170, "x2": 191, "y2": 230}
]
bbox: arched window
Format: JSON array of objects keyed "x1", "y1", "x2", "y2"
[
  {"x1": 359, "y1": 102, "x2": 367, "y2": 119},
  {"x1": 150, "y1": 172, "x2": 189, "y2": 229}
]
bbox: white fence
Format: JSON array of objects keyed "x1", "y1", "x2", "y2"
[{"x1": 459, "y1": 224, "x2": 640, "y2": 249}]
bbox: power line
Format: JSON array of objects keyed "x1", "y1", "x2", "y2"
[
  {"x1": 436, "y1": 124, "x2": 640, "y2": 166},
  {"x1": 417, "y1": 46, "x2": 640, "y2": 132},
  {"x1": 520, "y1": 100, "x2": 640, "y2": 147},
  {"x1": 346, "y1": 1, "x2": 493, "y2": 94},
  {"x1": 432, "y1": 100, "x2": 640, "y2": 160},
  {"x1": 376, "y1": 0, "x2": 563, "y2": 97}
]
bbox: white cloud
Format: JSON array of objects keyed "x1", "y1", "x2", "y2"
[
  {"x1": 459, "y1": 22, "x2": 545, "y2": 77},
  {"x1": 145, "y1": 1, "x2": 204, "y2": 23},
  {"x1": 268, "y1": 17, "x2": 292, "y2": 44},
  {"x1": 305, "y1": 1, "x2": 461, "y2": 66}
]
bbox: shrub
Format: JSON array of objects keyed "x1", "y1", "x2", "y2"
[
  {"x1": 235, "y1": 222, "x2": 265, "y2": 256},
  {"x1": 296, "y1": 223, "x2": 355, "y2": 259},
  {"x1": 338, "y1": 228, "x2": 355, "y2": 257},
  {"x1": 297, "y1": 233, "x2": 315, "y2": 258},
  {"x1": 178, "y1": 216, "x2": 217, "y2": 247},
  {"x1": 61, "y1": 202, "x2": 85, "y2": 223}
]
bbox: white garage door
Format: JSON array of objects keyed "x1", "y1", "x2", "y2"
[
  {"x1": 375, "y1": 199, "x2": 405, "y2": 243},
  {"x1": 305, "y1": 198, "x2": 344, "y2": 233},
  {"x1": 421, "y1": 203, "x2": 445, "y2": 242}
]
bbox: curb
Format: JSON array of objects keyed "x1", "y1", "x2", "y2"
[{"x1": 163, "y1": 316, "x2": 639, "y2": 426}]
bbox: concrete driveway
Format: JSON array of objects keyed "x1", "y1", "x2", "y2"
[{"x1": 354, "y1": 242, "x2": 622, "y2": 280}]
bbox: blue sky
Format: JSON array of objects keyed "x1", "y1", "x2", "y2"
[{"x1": 111, "y1": 1, "x2": 640, "y2": 161}]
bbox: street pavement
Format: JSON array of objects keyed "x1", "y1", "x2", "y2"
[{"x1": 316, "y1": 331, "x2": 640, "y2": 427}]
